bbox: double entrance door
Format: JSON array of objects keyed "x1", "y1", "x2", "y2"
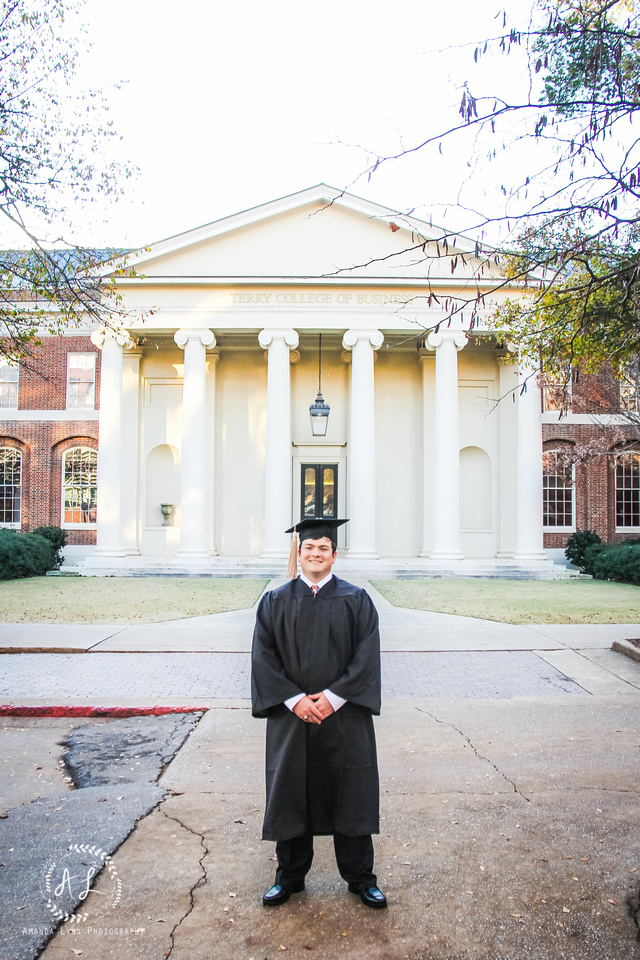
[{"x1": 301, "y1": 463, "x2": 338, "y2": 520}]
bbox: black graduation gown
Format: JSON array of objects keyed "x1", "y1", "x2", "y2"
[{"x1": 251, "y1": 576, "x2": 381, "y2": 842}]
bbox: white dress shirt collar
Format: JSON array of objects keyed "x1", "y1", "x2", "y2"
[{"x1": 299, "y1": 571, "x2": 334, "y2": 591}]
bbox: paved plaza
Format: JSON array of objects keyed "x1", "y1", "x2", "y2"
[
  {"x1": 0, "y1": 650, "x2": 586, "y2": 701},
  {"x1": 1, "y1": 580, "x2": 639, "y2": 960}
]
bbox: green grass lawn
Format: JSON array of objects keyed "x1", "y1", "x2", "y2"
[
  {"x1": 4, "y1": 575, "x2": 638, "y2": 626},
  {"x1": 372, "y1": 578, "x2": 640, "y2": 624},
  {"x1": 0, "y1": 577, "x2": 269, "y2": 624}
]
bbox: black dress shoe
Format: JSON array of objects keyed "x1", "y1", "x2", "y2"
[
  {"x1": 262, "y1": 881, "x2": 305, "y2": 906},
  {"x1": 348, "y1": 883, "x2": 388, "y2": 908}
]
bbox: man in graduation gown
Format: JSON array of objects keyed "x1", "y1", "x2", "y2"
[{"x1": 251, "y1": 517, "x2": 386, "y2": 909}]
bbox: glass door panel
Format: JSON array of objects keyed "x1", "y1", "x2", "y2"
[{"x1": 301, "y1": 464, "x2": 338, "y2": 520}]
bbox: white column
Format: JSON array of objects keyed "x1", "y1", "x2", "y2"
[
  {"x1": 121, "y1": 349, "x2": 141, "y2": 555},
  {"x1": 418, "y1": 349, "x2": 435, "y2": 556},
  {"x1": 259, "y1": 328, "x2": 299, "y2": 558},
  {"x1": 427, "y1": 329, "x2": 467, "y2": 560},
  {"x1": 497, "y1": 354, "x2": 519, "y2": 557},
  {"x1": 90, "y1": 328, "x2": 129, "y2": 557},
  {"x1": 207, "y1": 349, "x2": 220, "y2": 557},
  {"x1": 514, "y1": 361, "x2": 546, "y2": 560},
  {"x1": 342, "y1": 329, "x2": 383, "y2": 559},
  {"x1": 174, "y1": 328, "x2": 216, "y2": 557}
]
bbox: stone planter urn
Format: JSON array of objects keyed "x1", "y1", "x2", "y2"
[{"x1": 160, "y1": 503, "x2": 174, "y2": 527}]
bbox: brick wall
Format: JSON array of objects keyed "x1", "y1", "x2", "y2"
[
  {"x1": 18, "y1": 336, "x2": 101, "y2": 409},
  {"x1": 1, "y1": 336, "x2": 100, "y2": 543},
  {"x1": 543, "y1": 372, "x2": 640, "y2": 549}
]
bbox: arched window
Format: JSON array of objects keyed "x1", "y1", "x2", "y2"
[
  {"x1": 62, "y1": 448, "x2": 97, "y2": 526},
  {"x1": 0, "y1": 448, "x2": 21, "y2": 526},
  {"x1": 543, "y1": 449, "x2": 574, "y2": 530},
  {"x1": 615, "y1": 452, "x2": 640, "y2": 529}
]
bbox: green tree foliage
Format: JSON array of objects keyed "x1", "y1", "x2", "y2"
[
  {"x1": 495, "y1": 222, "x2": 640, "y2": 375},
  {"x1": 361, "y1": 0, "x2": 640, "y2": 382},
  {"x1": 586, "y1": 540, "x2": 640, "y2": 582},
  {"x1": 0, "y1": 0, "x2": 134, "y2": 359},
  {"x1": 491, "y1": 0, "x2": 640, "y2": 382},
  {"x1": 0, "y1": 528, "x2": 56, "y2": 579},
  {"x1": 564, "y1": 527, "x2": 603, "y2": 570},
  {"x1": 32, "y1": 525, "x2": 67, "y2": 567}
]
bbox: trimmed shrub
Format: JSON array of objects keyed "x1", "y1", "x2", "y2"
[
  {"x1": 587, "y1": 543, "x2": 640, "y2": 585},
  {"x1": 565, "y1": 529, "x2": 603, "y2": 573},
  {"x1": 32, "y1": 526, "x2": 67, "y2": 568},
  {"x1": 0, "y1": 528, "x2": 57, "y2": 580}
]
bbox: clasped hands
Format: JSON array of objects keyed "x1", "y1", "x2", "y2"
[{"x1": 292, "y1": 692, "x2": 334, "y2": 725}]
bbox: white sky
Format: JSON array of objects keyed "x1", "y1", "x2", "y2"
[{"x1": 71, "y1": 0, "x2": 535, "y2": 249}]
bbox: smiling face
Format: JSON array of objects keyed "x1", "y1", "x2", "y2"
[{"x1": 298, "y1": 536, "x2": 337, "y2": 582}]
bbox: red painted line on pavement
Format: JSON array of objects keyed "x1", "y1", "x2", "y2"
[{"x1": 0, "y1": 705, "x2": 206, "y2": 717}]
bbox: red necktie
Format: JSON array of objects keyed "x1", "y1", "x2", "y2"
[{"x1": 311, "y1": 584, "x2": 318, "y2": 596}]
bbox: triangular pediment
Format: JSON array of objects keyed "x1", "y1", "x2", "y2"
[{"x1": 111, "y1": 185, "x2": 497, "y2": 283}]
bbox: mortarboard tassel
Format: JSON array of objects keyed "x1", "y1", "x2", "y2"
[{"x1": 286, "y1": 526, "x2": 298, "y2": 579}]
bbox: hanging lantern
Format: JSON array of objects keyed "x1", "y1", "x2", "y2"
[{"x1": 309, "y1": 333, "x2": 330, "y2": 437}]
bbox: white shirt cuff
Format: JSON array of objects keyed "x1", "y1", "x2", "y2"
[
  {"x1": 285, "y1": 693, "x2": 305, "y2": 711},
  {"x1": 323, "y1": 689, "x2": 346, "y2": 712}
]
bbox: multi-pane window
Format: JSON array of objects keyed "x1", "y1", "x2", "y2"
[
  {"x1": 67, "y1": 353, "x2": 96, "y2": 409},
  {"x1": 620, "y1": 371, "x2": 640, "y2": 413},
  {"x1": 63, "y1": 448, "x2": 97, "y2": 525},
  {"x1": 542, "y1": 363, "x2": 572, "y2": 414},
  {"x1": 0, "y1": 448, "x2": 21, "y2": 526},
  {"x1": 616, "y1": 453, "x2": 640, "y2": 528},
  {"x1": 0, "y1": 358, "x2": 18, "y2": 409},
  {"x1": 543, "y1": 377, "x2": 571, "y2": 413},
  {"x1": 543, "y1": 450, "x2": 574, "y2": 528}
]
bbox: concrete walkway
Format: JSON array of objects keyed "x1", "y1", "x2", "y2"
[
  {"x1": 1, "y1": 582, "x2": 639, "y2": 960},
  {"x1": 2, "y1": 580, "x2": 640, "y2": 653},
  {"x1": 2, "y1": 580, "x2": 640, "y2": 702}
]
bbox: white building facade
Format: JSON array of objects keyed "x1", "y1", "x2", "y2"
[{"x1": 85, "y1": 185, "x2": 548, "y2": 571}]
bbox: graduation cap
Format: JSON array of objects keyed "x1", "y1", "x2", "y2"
[{"x1": 285, "y1": 518, "x2": 349, "y2": 579}]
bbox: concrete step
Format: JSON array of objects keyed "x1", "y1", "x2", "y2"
[{"x1": 50, "y1": 556, "x2": 581, "y2": 580}]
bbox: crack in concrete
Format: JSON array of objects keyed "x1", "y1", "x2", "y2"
[
  {"x1": 415, "y1": 706, "x2": 530, "y2": 802},
  {"x1": 534, "y1": 640, "x2": 640, "y2": 692},
  {"x1": 160, "y1": 805, "x2": 209, "y2": 958},
  {"x1": 86, "y1": 627, "x2": 127, "y2": 650}
]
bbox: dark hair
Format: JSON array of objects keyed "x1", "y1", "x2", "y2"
[{"x1": 299, "y1": 538, "x2": 337, "y2": 554}]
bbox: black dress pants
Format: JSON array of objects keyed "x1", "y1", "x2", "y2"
[{"x1": 275, "y1": 832, "x2": 376, "y2": 889}]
